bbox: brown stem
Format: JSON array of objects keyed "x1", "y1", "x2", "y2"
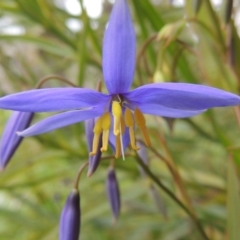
[{"x1": 35, "y1": 75, "x2": 77, "y2": 89}]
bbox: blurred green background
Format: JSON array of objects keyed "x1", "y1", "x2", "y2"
[{"x1": 1, "y1": 0, "x2": 240, "y2": 239}]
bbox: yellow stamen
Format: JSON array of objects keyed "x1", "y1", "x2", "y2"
[
  {"x1": 112, "y1": 101, "x2": 122, "y2": 135},
  {"x1": 120, "y1": 116, "x2": 125, "y2": 135},
  {"x1": 90, "y1": 117, "x2": 102, "y2": 156},
  {"x1": 115, "y1": 134, "x2": 121, "y2": 158},
  {"x1": 134, "y1": 108, "x2": 152, "y2": 147},
  {"x1": 124, "y1": 108, "x2": 139, "y2": 150},
  {"x1": 101, "y1": 112, "x2": 111, "y2": 152}
]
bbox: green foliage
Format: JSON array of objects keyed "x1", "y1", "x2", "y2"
[{"x1": 0, "y1": 0, "x2": 240, "y2": 239}]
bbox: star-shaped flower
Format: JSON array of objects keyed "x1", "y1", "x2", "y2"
[{"x1": 0, "y1": 0, "x2": 240, "y2": 158}]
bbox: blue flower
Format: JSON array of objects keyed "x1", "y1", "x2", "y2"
[{"x1": 0, "y1": 0, "x2": 240, "y2": 157}]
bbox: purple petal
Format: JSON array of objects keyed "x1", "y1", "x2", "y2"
[
  {"x1": 106, "y1": 168, "x2": 121, "y2": 221},
  {"x1": 137, "y1": 104, "x2": 206, "y2": 118},
  {"x1": 18, "y1": 106, "x2": 105, "y2": 137},
  {"x1": 0, "y1": 88, "x2": 110, "y2": 112},
  {"x1": 125, "y1": 83, "x2": 240, "y2": 111},
  {"x1": 60, "y1": 189, "x2": 80, "y2": 240},
  {"x1": 103, "y1": 0, "x2": 135, "y2": 94},
  {"x1": 0, "y1": 111, "x2": 34, "y2": 169}
]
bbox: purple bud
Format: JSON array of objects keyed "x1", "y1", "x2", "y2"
[
  {"x1": 106, "y1": 167, "x2": 120, "y2": 222},
  {"x1": 59, "y1": 189, "x2": 80, "y2": 240},
  {"x1": 85, "y1": 119, "x2": 102, "y2": 177},
  {"x1": 0, "y1": 111, "x2": 34, "y2": 170}
]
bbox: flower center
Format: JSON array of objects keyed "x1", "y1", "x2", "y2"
[{"x1": 90, "y1": 99, "x2": 151, "y2": 158}]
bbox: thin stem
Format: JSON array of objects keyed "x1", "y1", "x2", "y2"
[
  {"x1": 137, "y1": 34, "x2": 158, "y2": 65},
  {"x1": 135, "y1": 156, "x2": 209, "y2": 240},
  {"x1": 35, "y1": 75, "x2": 78, "y2": 89},
  {"x1": 73, "y1": 155, "x2": 132, "y2": 189},
  {"x1": 136, "y1": 34, "x2": 157, "y2": 85},
  {"x1": 73, "y1": 162, "x2": 89, "y2": 189}
]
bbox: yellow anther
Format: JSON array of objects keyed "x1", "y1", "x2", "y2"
[
  {"x1": 112, "y1": 101, "x2": 122, "y2": 135},
  {"x1": 129, "y1": 127, "x2": 140, "y2": 150},
  {"x1": 124, "y1": 108, "x2": 139, "y2": 150},
  {"x1": 124, "y1": 108, "x2": 134, "y2": 127},
  {"x1": 134, "y1": 108, "x2": 151, "y2": 147},
  {"x1": 120, "y1": 116, "x2": 125, "y2": 135},
  {"x1": 90, "y1": 117, "x2": 102, "y2": 156},
  {"x1": 101, "y1": 112, "x2": 111, "y2": 130},
  {"x1": 101, "y1": 112, "x2": 111, "y2": 152},
  {"x1": 115, "y1": 134, "x2": 121, "y2": 158}
]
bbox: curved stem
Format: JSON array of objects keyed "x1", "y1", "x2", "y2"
[
  {"x1": 73, "y1": 162, "x2": 89, "y2": 189},
  {"x1": 135, "y1": 156, "x2": 209, "y2": 240},
  {"x1": 35, "y1": 75, "x2": 78, "y2": 89}
]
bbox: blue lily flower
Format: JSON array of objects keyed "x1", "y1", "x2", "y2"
[{"x1": 0, "y1": 0, "x2": 240, "y2": 158}]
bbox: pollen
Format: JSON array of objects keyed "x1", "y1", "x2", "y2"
[
  {"x1": 134, "y1": 108, "x2": 151, "y2": 147},
  {"x1": 112, "y1": 101, "x2": 122, "y2": 136}
]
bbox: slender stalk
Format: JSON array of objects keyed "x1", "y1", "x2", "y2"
[
  {"x1": 73, "y1": 162, "x2": 89, "y2": 189},
  {"x1": 35, "y1": 75, "x2": 78, "y2": 89},
  {"x1": 135, "y1": 155, "x2": 209, "y2": 240}
]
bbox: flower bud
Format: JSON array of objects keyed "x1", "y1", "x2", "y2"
[
  {"x1": 0, "y1": 111, "x2": 33, "y2": 170},
  {"x1": 59, "y1": 189, "x2": 80, "y2": 240},
  {"x1": 106, "y1": 167, "x2": 120, "y2": 222},
  {"x1": 85, "y1": 119, "x2": 102, "y2": 177}
]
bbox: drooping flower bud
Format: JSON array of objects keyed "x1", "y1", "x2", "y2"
[
  {"x1": 85, "y1": 119, "x2": 102, "y2": 177},
  {"x1": 106, "y1": 167, "x2": 120, "y2": 222},
  {"x1": 0, "y1": 111, "x2": 34, "y2": 170},
  {"x1": 59, "y1": 189, "x2": 80, "y2": 240}
]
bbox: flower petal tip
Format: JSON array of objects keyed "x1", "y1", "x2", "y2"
[{"x1": 103, "y1": 0, "x2": 136, "y2": 94}]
